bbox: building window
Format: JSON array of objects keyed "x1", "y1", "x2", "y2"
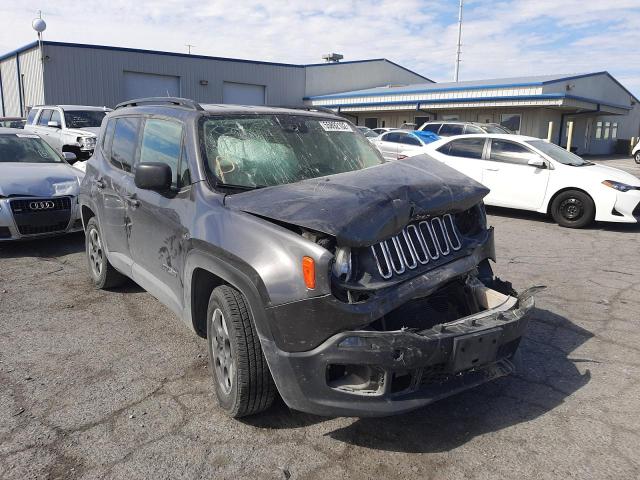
[
  {"x1": 612, "y1": 123, "x2": 618, "y2": 139},
  {"x1": 364, "y1": 118, "x2": 377, "y2": 129},
  {"x1": 604, "y1": 122, "x2": 611, "y2": 139},
  {"x1": 441, "y1": 114, "x2": 459, "y2": 121},
  {"x1": 500, "y1": 113, "x2": 521, "y2": 134},
  {"x1": 595, "y1": 121, "x2": 602, "y2": 139}
]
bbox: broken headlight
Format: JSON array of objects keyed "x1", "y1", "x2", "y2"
[
  {"x1": 332, "y1": 246, "x2": 352, "y2": 282},
  {"x1": 455, "y1": 203, "x2": 486, "y2": 236}
]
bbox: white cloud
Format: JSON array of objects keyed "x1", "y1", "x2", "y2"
[{"x1": 1, "y1": 0, "x2": 638, "y2": 94}]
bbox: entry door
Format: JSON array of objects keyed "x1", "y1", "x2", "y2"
[
  {"x1": 127, "y1": 118, "x2": 189, "y2": 315},
  {"x1": 482, "y1": 139, "x2": 550, "y2": 210}
]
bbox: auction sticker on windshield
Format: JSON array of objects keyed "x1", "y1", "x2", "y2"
[{"x1": 319, "y1": 121, "x2": 352, "y2": 132}]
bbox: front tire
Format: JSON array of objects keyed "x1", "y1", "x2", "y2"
[
  {"x1": 550, "y1": 190, "x2": 595, "y2": 228},
  {"x1": 85, "y1": 217, "x2": 126, "y2": 289},
  {"x1": 207, "y1": 285, "x2": 275, "y2": 417},
  {"x1": 634, "y1": 151, "x2": 640, "y2": 164}
]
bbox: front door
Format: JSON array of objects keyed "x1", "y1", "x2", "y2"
[
  {"x1": 482, "y1": 139, "x2": 550, "y2": 210},
  {"x1": 127, "y1": 117, "x2": 190, "y2": 315}
]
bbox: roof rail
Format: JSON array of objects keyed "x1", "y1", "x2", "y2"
[
  {"x1": 114, "y1": 97, "x2": 204, "y2": 111},
  {"x1": 277, "y1": 105, "x2": 338, "y2": 115}
]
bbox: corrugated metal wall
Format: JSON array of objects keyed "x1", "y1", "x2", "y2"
[
  {"x1": 19, "y1": 47, "x2": 45, "y2": 110},
  {"x1": 0, "y1": 46, "x2": 44, "y2": 117},
  {"x1": 42, "y1": 44, "x2": 307, "y2": 108},
  {"x1": 0, "y1": 56, "x2": 20, "y2": 116},
  {"x1": 305, "y1": 60, "x2": 430, "y2": 97}
]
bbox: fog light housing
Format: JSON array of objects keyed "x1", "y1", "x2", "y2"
[{"x1": 332, "y1": 246, "x2": 352, "y2": 281}]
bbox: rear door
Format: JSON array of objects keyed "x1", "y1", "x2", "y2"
[
  {"x1": 375, "y1": 132, "x2": 401, "y2": 161},
  {"x1": 94, "y1": 115, "x2": 142, "y2": 274},
  {"x1": 127, "y1": 117, "x2": 192, "y2": 315},
  {"x1": 433, "y1": 137, "x2": 486, "y2": 182},
  {"x1": 482, "y1": 139, "x2": 550, "y2": 209}
]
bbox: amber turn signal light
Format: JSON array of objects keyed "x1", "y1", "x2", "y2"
[{"x1": 302, "y1": 256, "x2": 316, "y2": 289}]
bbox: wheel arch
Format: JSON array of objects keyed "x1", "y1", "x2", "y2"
[
  {"x1": 185, "y1": 247, "x2": 274, "y2": 342},
  {"x1": 81, "y1": 204, "x2": 96, "y2": 230},
  {"x1": 546, "y1": 186, "x2": 596, "y2": 215}
]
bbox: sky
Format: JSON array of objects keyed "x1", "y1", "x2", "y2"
[{"x1": 1, "y1": 0, "x2": 640, "y2": 95}]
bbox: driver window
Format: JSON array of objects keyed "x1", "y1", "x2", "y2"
[
  {"x1": 490, "y1": 140, "x2": 541, "y2": 165},
  {"x1": 38, "y1": 109, "x2": 52, "y2": 126},
  {"x1": 139, "y1": 119, "x2": 183, "y2": 187}
]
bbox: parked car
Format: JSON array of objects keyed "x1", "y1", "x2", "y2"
[
  {"x1": 632, "y1": 140, "x2": 640, "y2": 164},
  {"x1": 80, "y1": 97, "x2": 535, "y2": 418},
  {"x1": 0, "y1": 117, "x2": 26, "y2": 129},
  {"x1": 371, "y1": 127, "x2": 394, "y2": 135},
  {"x1": 419, "y1": 121, "x2": 512, "y2": 136},
  {"x1": 425, "y1": 134, "x2": 640, "y2": 228},
  {"x1": 0, "y1": 128, "x2": 83, "y2": 241},
  {"x1": 372, "y1": 130, "x2": 440, "y2": 161},
  {"x1": 356, "y1": 126, "x2": 379, "y2": 140},
  {"x1": 24, "y1": 105, "x2": 111, "y2": 161}
]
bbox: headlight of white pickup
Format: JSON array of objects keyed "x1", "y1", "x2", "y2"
[{"x1": 77, "y1": 136, "x2": 97, "y2": 150}]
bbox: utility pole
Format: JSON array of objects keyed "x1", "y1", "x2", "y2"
[
  {"x1": 185, "y1": 44, "x2": 195, "y2": 55},
  {"x1": 454, "y1": 0, "x2": 463, "y2": 82}
]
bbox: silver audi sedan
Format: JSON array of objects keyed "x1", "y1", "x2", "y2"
[{"x1": 0, "y1": 128, "x2": 84, "y2": 241}]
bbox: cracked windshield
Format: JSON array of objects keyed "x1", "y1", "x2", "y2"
[{"x1": 201, "y1": 115, "x2": 384, "y2": 189}]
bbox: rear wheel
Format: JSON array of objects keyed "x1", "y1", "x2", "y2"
[
  {"x1": 207, "y1": 285, "x2": 275, "y2": 417},
  {"x1": 550, "y1": 190, "x2": 595, "y2": 228},
  {"x1": 85, "y1": 217, "x2": 126, "y2": 288},
  {"x1": 634, "y1": 151, "x2": 640, "y2": 164}
]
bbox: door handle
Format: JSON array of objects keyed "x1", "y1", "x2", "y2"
[
  {"x1": 485, "y1": 167, "x2": 500, "y2": 171},
  {"x1": 93, "y1": 179, "x2": 105, "y2": 189},
  {"x1": 125, "y1": 193, "x2": 140, "y2": 208}
]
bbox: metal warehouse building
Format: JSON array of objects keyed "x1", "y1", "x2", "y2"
[
  {"x1": 1, "y1": 40, "x2": 639, "y2": 155},
  {"x1": 306, "y1": 73, "x2": 640, "y2": 155},
  {"x1": 0, "y1": 40, "x2": 427, "y2": 116}
]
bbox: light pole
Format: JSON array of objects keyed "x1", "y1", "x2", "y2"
[{"x1": 454, "y1": 0, "x2": 463, "y2": 82}]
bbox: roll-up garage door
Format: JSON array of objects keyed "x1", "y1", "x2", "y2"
[
  {"x1": 222, "y1": 82, "x2": 266, "y2": 105},
  {"x1": 123, "y1": 71, "x2": 180, "y2": 101}
]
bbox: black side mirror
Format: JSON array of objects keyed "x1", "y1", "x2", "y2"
[{"x1": 134, "y1": 162, "x2": 172, "y2": 191}]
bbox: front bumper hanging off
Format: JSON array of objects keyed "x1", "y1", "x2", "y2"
[{"x1": 262, "y1": 284, "x2": 540, "y2": 417}]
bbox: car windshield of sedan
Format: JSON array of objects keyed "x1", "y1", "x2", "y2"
[
  {"x1": 63, "y1": 110, "x2": 107, "y2": 129},
  {"x1": 201, "y1": 115, "x2": 384, "y2": 189},
  {"x1": 527, "y1": 140, "x2": 592, "y2": 166},
  {"x1": 0, "y1": 134, "x2": 63, "y2": 163}
]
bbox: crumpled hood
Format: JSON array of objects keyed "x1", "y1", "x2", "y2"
[
  {"x1": 0, "y1": 163, "x2": 83, "y2": 198},
  {"x1": 65, "y1": 127, "x2": 100, "y2": 137},
  {"x1": 225, "y1": 154, "x2": 490, "y2": 246}
]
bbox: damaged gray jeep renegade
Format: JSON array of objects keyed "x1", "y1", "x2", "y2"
[{"x1": 79, "y1": 97, "x2": 537, "y2": 418}]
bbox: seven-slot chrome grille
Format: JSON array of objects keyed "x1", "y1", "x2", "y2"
[{"x1": 370, "y1": 214, "x2": 462, "y2": 279}]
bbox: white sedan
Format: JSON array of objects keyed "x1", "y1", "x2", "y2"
[{"x1": 421, "y1": 134, "x2": 640, "y2": 228}]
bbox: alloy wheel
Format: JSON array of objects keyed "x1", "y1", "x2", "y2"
[
  {"x1": 210, "y1": 308, "x2": 234, "y2": 394},
  {"x1": 88, "y1": 228, "x2": 104, "y2": 278}
]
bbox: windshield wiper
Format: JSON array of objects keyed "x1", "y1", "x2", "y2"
[{"x1": 216, "y1": 181, "x2": 267, "y2": 191}]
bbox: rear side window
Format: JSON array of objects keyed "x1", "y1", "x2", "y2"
[
  {"x1": 102, "y1": 118, "x2": 116, "y2": 157},
  {"x1": 139, "y1": 119, "x2": 184, "y2": 188},
  {"x1": 421, "y1": 123, "x2": 441, "y2": 134},
  {"x1": 38, "y1": 109, "x2": 53, "y2": 126},
  {"x1": 26, "y1": 109, "x2": 39, "y2": 125},
  {"x1": 464, "y1": 125, "x2": 484, "y2": 134},
  {"x1": 446, "y1": 138, "x2": 486, "y2": 159},
  {"x1": 438, "y1": 123, "x2": 464, "y2": 136},
  {"x1": 111, "y1": 117, "x2": 141, "y2": 172},
  {"x1": 490, "y1": 140, "x2": 539, "y2": 165}
]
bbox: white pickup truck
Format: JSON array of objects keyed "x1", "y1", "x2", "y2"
[{"x1": 24, "y1": 105, "x2": 110, "y2": 162}]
